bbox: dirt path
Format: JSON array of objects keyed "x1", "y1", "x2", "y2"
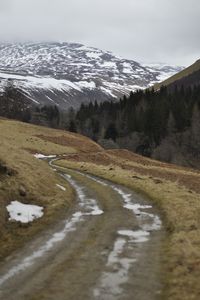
[{"x1": 0, "y1": 165, "x2": 165, "y2": 300}]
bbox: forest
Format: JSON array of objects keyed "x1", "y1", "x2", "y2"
[
  {"x1": 71, "y1": 85, "x2": 200, "y2": 166},
  {"x1": 1, "y1": 81, "x2": 200, "y2": 167}
]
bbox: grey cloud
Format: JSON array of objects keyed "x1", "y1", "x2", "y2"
[{"x1": 0, "y1": 0, "x2": 199, "y2": 65}]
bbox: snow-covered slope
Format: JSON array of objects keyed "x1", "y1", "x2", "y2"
[{"x1": 0, "y1": 42, "x2": 183, "y2": 109}]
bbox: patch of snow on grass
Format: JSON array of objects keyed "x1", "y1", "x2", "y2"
[
  {"x1": 34, "y1": 153, "x2": 57, "y2": 159},
  {"x1": 56, "y1": 184, "x2": 66, "y2": 191},
  {"x1": 7, "y1": 201, "x2": 44, "y2": 223}
]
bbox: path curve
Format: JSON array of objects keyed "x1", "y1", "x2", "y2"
[{"x1": 0, "y1": 160, "x2": 164, "y2": 300}]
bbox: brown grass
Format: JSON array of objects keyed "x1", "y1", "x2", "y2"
[
  {"x1": 0, "y1": 118, "x2": 102, "y2": 260},
  {"x1": 59, "y1": 149, "x2": 200, "y2": 193},
  {"x1": 1, "y1": 118, "x2": 200, "y2": 299}
]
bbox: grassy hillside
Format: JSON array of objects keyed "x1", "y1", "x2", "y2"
[
  {"x1": 154, "y1": 59, "x2": 200, "y2": 90},
  {"x1": 1, "y1": 118, "x2": 200, "y2": 299},
  {"x1": 0, "y1": 118, "x2": 102, "y2": 259}
]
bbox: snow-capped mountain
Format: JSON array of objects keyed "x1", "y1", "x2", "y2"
[{"x1": 0, "y1": 42, "x2": 183, "y2": 109}]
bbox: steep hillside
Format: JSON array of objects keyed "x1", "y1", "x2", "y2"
[
  {"x1": 0, "y1": 42, "x2": 182, "y2": 109},
  {"x1": 155, "y1": 59, "x2": 200, "y2": 90},
  {"x1": 0, "y1": 118, "x2": 102, "y2": 259}
]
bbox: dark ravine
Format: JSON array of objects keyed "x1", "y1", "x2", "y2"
[{"x1": 0, "y1": 162, "x2": 165, "y2": 300}]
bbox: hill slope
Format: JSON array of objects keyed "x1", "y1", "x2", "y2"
[
  {"x1": 154, "y1": 59, "x2": 200, "y2": 90},
  {"x1": 0, "y1": 118, "x2": 102, "y2": 259},
  {"x1": 0, "y1": 42, "x2": 182, "y2": 109},
  {"x1": 0, "y1": 118, "x2": 200, "y2": 300}
]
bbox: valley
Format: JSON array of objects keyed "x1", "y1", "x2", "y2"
[
  {"x1": 0, "y1": 119, "x2": 200, "y2": 299},
  {"x1": 0, "y1": 1, "x2": 199, "y2": 299}
]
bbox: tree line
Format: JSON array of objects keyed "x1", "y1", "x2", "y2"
[
  {"x1": 1, "y1": 80, "x2": 200, "y2": 166},
  {"x1": 71, "y1": 86, "x2": 199, "y2": 140},
  {"x1": 0, "y1": 82, "x2": 60, "y2": 128},
  {"x1": 70, "y1": 85, "x2": 200, "y2": 162}
]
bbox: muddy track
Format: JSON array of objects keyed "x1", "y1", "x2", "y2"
[{"x1": 0, "y1": 163, "x2": 165, "y2": 300}]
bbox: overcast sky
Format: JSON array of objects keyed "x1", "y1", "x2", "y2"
[{"x1": 0, "y1": 0, "x2": 199, "y2": 66}]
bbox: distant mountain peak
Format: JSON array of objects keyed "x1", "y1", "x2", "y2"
[{"x1": 0, "y1": 42, "x2": 183, "y2": 109}]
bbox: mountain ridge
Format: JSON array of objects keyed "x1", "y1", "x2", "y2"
[
  {"x1": 154, "y1": 59, "x2": 200, "y2": 90},
  {"x1": 0, "y1": 42, "x2": 183, "y2": 109}
]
